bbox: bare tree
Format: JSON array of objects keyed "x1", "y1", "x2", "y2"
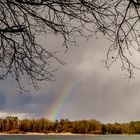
[{"x1": 0, "y1": 0, "x2": 140, "y2": 91}]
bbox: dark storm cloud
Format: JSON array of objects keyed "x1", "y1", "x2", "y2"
[
  {"x1": 0, "y1": 37, "x2": 140, "y2": 122},
  {"x1": 0, "y1": 92, "x2": 6, "y2": 109}
]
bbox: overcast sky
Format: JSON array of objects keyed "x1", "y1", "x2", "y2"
[{"x1": 0, "y1": 35, "x2": 140, "y2": 123}]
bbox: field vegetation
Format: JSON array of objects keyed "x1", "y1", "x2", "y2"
[{"x1": 0, "y1": 116, "x2": 140, "y2": 134}]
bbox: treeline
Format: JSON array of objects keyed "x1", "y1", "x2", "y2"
[{"x1": 0, "y1": 116, "x2": 140, "y2": 134}]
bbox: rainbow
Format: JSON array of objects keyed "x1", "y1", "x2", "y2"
[{"x1": 46, "y1": 81, "x2": 78, "y2": 121}]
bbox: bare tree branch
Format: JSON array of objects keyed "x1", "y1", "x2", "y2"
[{"x1": 1, "y1": 0, "x2": 140, "y2": 91}]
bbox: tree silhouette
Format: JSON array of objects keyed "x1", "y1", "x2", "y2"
[{"x1": 0, "y1": 0, "x2": 140, "y2": 91}]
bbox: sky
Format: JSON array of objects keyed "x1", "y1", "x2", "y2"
[{"x1": 0, "y1": 35, "x2": 140, "y2": 123}]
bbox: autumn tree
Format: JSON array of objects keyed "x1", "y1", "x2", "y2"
[{"x1": 1, "y1": 0, "x2": 140, "y2": 91}]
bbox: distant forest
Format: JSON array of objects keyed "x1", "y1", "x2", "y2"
[{"x1": 0, "y1": 116, "x2": 140, "y2": 134}]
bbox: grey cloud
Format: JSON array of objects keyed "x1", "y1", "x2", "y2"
[
  {"x1": 0, "y1": 92, "x2": 6, "y2": 109},
  {"x1": 0, "y1": 37, "x2": 140, "y2": 123}
]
